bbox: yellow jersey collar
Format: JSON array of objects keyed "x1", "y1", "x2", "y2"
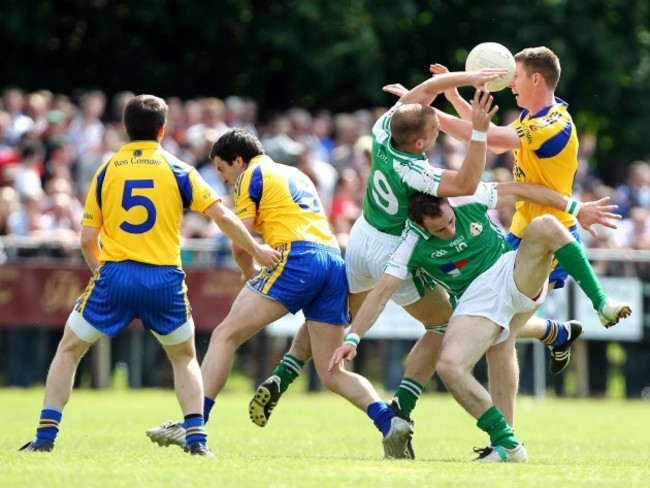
[{"x1": 248, "y1": 154, "x2": 270, "y2": 168}]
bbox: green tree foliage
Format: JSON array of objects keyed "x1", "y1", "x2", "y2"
[{"x1": 1, "y1": 0, "x2": 649, "y2": 178}]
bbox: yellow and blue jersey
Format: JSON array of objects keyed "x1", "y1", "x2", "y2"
[
  {"x1": 83, "y1": 140, "x2": 220, "y2": 266},
  {"x1": 235, "y1": 155, "x2": 347, "y2": 325},
  {"x1": 233, "y1": 155, "x2": 338, "y2": 250},
  {"x1": 510, "y1": 97, "x2": 578, "y2": 237}
]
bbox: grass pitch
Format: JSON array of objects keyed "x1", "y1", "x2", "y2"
[{"x1": 2, "y1": 387, "x2": 649, "y2": 487}]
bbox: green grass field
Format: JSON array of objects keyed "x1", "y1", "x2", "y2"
[{"x1": 2, "y1": 387, "x2": 649, "y2": 487}]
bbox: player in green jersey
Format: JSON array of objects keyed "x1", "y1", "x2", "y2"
[{"x1": 329, "y1": 182, "x2": 631, "y2": 462}]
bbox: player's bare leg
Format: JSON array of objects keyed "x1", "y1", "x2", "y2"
[
  {"x1": 437, "y1": 314, "x2": 526, "y2": 462},
  {"x1": 309, "y1": 319, "x2": 413, "y2": 459},
  {"x1": 20, "y1": 324, "x2": 91, "y2": 452},
  {"x1": 161, "y1": 335, "x2": 212, "y2": 456}
]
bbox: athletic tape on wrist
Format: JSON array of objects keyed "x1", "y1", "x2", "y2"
[
  {"x1": 470, "y1": 129, "x2": 487, "y2": 142},
  {"x1": 564, "y1": 199, "x2": 581, "y2": 216},
  {"x1": 344, "y1": 333, "x2": 360, "y2": 347}
]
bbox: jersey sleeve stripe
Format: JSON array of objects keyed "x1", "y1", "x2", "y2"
[
  {"x1": 249, "y1": 164, "x2": 264, "y2": 206},
  {"x1": 95, "y1": 163, "x2": 110, "y2": 209},
  {"x1": 535, "y1": 120, "x2": 572, "y2": 158},
  {"x1": 162, "y1": 152, "x2": 193, "y2": 208}
]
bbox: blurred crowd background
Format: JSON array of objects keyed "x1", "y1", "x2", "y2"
[{"x1": 0, "y1": 86, "x2": 649, "y2": 398}]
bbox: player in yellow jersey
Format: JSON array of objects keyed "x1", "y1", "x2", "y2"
[
  {"x1": 19, "y1": 95, "x2": 280, "y2": 456},
  {"x1": 434, "y1": 48, "x2": 629, "y2": 360},
  {"x1": 146, "y1": 128, "x2": 415, "y2": 458}
]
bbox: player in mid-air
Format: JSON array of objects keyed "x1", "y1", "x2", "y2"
[
  {"x1": 18, "y1": 95, "x2": 280, "y2": 455},
  {"x1": 433, "y1": 45, "x2": 613, "y2": 424},
  {"x1": 329, "y1": 183, "x2": 631, "y2": 462}
]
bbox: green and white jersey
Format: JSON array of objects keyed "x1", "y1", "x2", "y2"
[
  {"x1": 384, "y1": 183, "x2": 511, "y2": 301},
  {"x1": 362, "y1": 103, "x2": 444, "y2": 236}
]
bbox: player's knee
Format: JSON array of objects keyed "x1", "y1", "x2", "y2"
[
  {"x1": 209, "y1": 322, "x2": 246, "y2": 347},
  {"x1": 319, "y1": 368, "x2": 344, "y2": 393},
  {"x1": 436, "y1": 353, "x2": 462, "y2": 384},
  {"x1": 529, "y1": 214, "x2": 563, "y2": 235}
]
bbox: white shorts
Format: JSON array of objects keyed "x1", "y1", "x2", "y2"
[
  {"x1": 452, "y1": 251, "x2": 548, "y2": 345},
  {"x1": 345, "y1": 214, "x2": 421, "y2": 306}
]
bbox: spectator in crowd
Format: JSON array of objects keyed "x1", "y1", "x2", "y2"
[
  {"x1": 185, "y1": 97, "x2": 230, "y2": 146},
  {"x1": 24, "y1": 91, "x2": 52, "y2": 138},
  {"x1": 329, "y1": 167, "x2": 362, "y2": 250},
  {"x1": 42, "y1": 137, "x2": 76, "y2": 188},
  {"x1": 75, "y1": 126, "x2": 123, "y2": 200},
  {"x1": 13, "y1": 143, "x2": 44, "y2": 200},
  {"x1": 329, "y1": 113, "x2": 362, "y2": 173},
  {"x1": 2, "y1": 86, "x2": 34, "y2": 145},
  {"x1": 312, "y1": 110, "x2": 335, "y2": 162},
  {"x1": 67, "y1": 90, "x2": 106, "y2": 158},
  {"x1": 614, "y1": 160, "x2": 650, "y2": 218}
]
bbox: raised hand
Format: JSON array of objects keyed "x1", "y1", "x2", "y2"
[
  {"x1": 470, "y1": 89, "x2": 498, "y2": 133},
  {"x1": 575, "y1": 197, "x2": 622, "y2": 237},
  {"x1": 467, "y1": 67, "x2": 509, "y2": 91},
  {"x1": 429, "y1": 63, "x2": 450, "y2": 76},
  {"x1": 429, "y1": 64, "x2": 462, "y2": 101},
  {"x1": 382, "y1": 83, "x2": 409, "y2": 98}
]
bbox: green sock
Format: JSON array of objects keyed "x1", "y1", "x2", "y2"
[
  {"x1": 554, "y1": 241, "x2": 608, "y2": 310},
  {"x1": 272, "y1": 354, "x2": 305, "y2": 394},
  {"x1": 393, "y1": 377, "x2": 424, "y2": 417},
  {"x1": 477, "y1": 406, "x2": 520, "y2": 449}
]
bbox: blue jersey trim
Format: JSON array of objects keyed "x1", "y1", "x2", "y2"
[
  {"x1": 535, "y1": 120, "x2": 572, "y2": 158},
  {"x1": 162, "y1": 150, "x2": 193, "y2": 208},
  {"x1": 249, "y1": 164, "x2": 263, "y2": 207},
  {"x1": 95, "y1": 163, "x2": 109, "y2": 209}
]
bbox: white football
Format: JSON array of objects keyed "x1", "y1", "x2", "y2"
[{"x1": 465, "y1": 42, "x2": 516, "y2": 92}]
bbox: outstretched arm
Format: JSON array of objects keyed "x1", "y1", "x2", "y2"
[
  {"x1": 436, "y1": 108, "x2": 520, "y2": 154},
  {"x1": 397, "y1": 68, "x2": 507, "y2": 107},
  {"x1": 496, "y1": 182, "x2": 621, "y2": 236},
  {"x1": 429, "y1": 63, "x2": 474, "y2": 120},
  {"x1": 328, "y1": 273, "x2": 403, "y2": 371}
]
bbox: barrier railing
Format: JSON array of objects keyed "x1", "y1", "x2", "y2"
[{"x1": 1, "y1": 237, "x2": 648, "y2": 395}]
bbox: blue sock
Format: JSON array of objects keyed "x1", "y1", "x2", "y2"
[
  {"x1": 203, "y1": 397, "x2": 215, "y2": 424},
  {"x1": 540, "y1": 320, "x2": 569, "y2": 347},
  {"x1": 367, "y1": 402, "x2": 395, "y2": 436},
  {"x1": 36, "y1": 407, "x2": 63, "y2": 445},
  {"x1": 184, "y1": 414, "x2": 207, "y2": 447}
]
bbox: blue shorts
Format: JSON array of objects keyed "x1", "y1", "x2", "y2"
[
  {"x1": 506, "y1": 224, "x2": 582, "y2": 290},
  {"x1": 74, "y1": 260, "x2": 191, "y2": 337},
  {"x1": 247, "y1": 241, "x2": 349, "y2": 325}
]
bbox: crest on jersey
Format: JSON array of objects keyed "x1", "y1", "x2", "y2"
[
  {"x1": 469, "y1": 222, "x2": 483, "y2": 236},
  {"x1": 439, "y1": 259, "x2": 468, "y2": 277},
  {"x1": 133, "y1": 150, "x2": 142, "y2": 157}
]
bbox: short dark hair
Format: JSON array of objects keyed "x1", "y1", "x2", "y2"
[
  {"x1": 514, "y1": 46, "x2": 561, "y2": 90},
  {"x1": 390, "y1": 104, "x2": 436, "y2": 148},
  {"x1": 123, "y1": 94, "x2": 167, "y2": 141},
  {"x1": 408, "y1": 192, "x2": 447, "y2": 226},
  {"x1": 209, "y1": 128, "x2": 264, "y2": 165}
]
